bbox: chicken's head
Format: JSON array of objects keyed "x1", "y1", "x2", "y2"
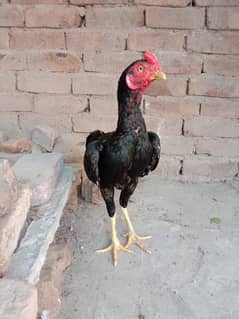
[{"x1": 125, "y1": 51, "x2": 166, "y2": 93}]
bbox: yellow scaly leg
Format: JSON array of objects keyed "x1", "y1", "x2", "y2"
[{"x1": 121, "y1": 207, "x2": 152, "y2": 254}]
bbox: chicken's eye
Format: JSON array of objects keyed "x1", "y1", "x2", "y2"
[{"x1": 138, "y1": 65, "x2": 144, "y2": 73}]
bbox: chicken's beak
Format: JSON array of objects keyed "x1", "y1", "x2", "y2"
[{"x1": 152, "y1": 71, "x2": 166, "y2": 81}]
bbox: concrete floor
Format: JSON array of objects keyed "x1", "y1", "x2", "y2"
[{"x1": 58, "y1": 176, "x2": 239, "y2": 319}]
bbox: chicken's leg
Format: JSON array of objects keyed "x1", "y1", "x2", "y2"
[
  {"x1": 121, "y1": 207, "x2": 152, "y2": 254},
  {"x1": 96, "y1": 214, "x2": 132, "y2": 267}
]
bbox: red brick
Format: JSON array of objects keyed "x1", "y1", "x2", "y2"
[
  {"x1": 158, "y1": 52, "x2": 202, "y2": 74},
  {"x1": 184, "y1": 116, "x2": 239, "y2": 138},
  {"x1": 189, "y1": 75, "x2": 239, "y2": 98},
  {"x1": 203, "y1": 55, "x2": 239, "y2": 76},
  {"x1": 145, "y1": 75, "x2": 187, "y2": 97},
  {"x1": 128, "y1": 30, "x2": 185, "y2": 51},
  {"x1": 154, "y1": 155, "x2": 182, "y2": 177},
  {"x1": 183, "y1": 156, "x2": 238, "y2": 179},
  {"x1": 0, "y1": 5, "x2": 24, "y2": 27},
  {"x1": 135, "y1": 0, "x2": 191, "y2": 5},
  {"x1": 70, "y1": 0, "x2": 127, "y2": 4},
  {"x1": 195, "y1": 0, "x2": 239, "y2": 5},
  {"x1": 146, "y1": 7, "x2": 205, "y2": 29},
  {"x1": 161, "y1": 136, "x2": 194, "y2": 155},
  {"x1": 84, "y1": 52, "x2": 141, "y2": 74},
  {"x1": 0, "y1": 137, "x2": 31, "y2": 154},
  {"x1": 72, "y1": 73, "x2": 117, "y2": 95},
  {"x1": 17, "y1": 71, "x2": 71, "y2": 94},
  {"x1": 72, "y1": 113, "x2": 117, "y2": 133},
  {"x1": 10, "y1": 30, "x2": 65, "y2": 50},
  {"x1": 144, "y1": 96, "x2": 199, "y2": 116},
  {"x1": 27, "y1": 51, "x2": 81, "y2": 72},
  {"x1": 195, "y1": 138, "x2": 239, "y2": 157},
  {"x1": 188, "y1": 32, "x2": 239, "y2": 54},
  {"x1": 12, "y1": 0, "x2": 66, "y2": 3},
  {"x1": 208, "y1": 7, "x2": 239, "y2": 30},
  {"x1": 0, "y1": 93, "x2": 32, "y2": 112},
  {"x1": 0, "y1": 113, "x2": 18, "y2": 133},
  {"x1": 66, "y1": 30, "x2": 126, "y2": 51},
  {"x1": 0, "y1": 51, "x2": 27, "y2": 71},
  {"x1": 25, "y1": 6, "x2": 84, "y2": 28},
  {"x1": 90, "y1": 95, "x2": 118, "y2": 116},
  {"x1": 0, "y1": 30, "x2": 9, "y2": 49},
  {"x1": 86, "y1": 7, "x2": 144, "y2": 29},
  {"x1": 34, "y1": 95, "x2": 87, "y2": 114},
  {"x1": 19, "y1": 112, "x2": 72, "y2": 133},
  {"x1": 0, "y1": 72, "x2": 16, "y2": 92},
  {"x1": 145, "y1": 115, "x2": 183, "y2": 136},
  {"x1": 200, "y1": 98, "x2": 239, "y2": 119}
]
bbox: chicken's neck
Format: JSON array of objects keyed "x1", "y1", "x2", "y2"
[{"x1": 116, "y1": 78, "x2": 146, "y2": 134}]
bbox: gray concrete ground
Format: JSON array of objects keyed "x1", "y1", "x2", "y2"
[{"x1": 57, "y1": 176, "x2": 239, "y2": 319}]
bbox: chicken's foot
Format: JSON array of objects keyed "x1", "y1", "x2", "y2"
[
  {"x1": 96, "y1": 215, "x2": 132, "y2": 267},
  {"x1": 121, "y1": 207, "x2": 152, "y2": 254}
]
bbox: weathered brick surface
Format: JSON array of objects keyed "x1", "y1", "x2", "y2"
[
  {"x1": 184, "y1": 116, "x2": 239, "y2": 138},
  {"x1": 154, "y1": 155, "x2": 182, "y2": 177},
  {"x1": 0, "y1": 112, "x2": 18, "y2": 132},
  {"x1": 195, "y1": 0, "x2": 239, "y2": 6},
  {"x1": 161, "y1": 136, "x2": 194, "y2": 155},
  {"x1": 0, "y1": 279, "x2": 38, "y2": 319},
  {"x1": 25, "y1": 5, "x2": 84, "y2": 28},
  {"x1": 203, "y1": 55, "x2": 239, "y2": 76},
  {"x1": 135, "y1": 0, "x2": 191, "y2": 5},
  {"x1": 200, "y1": 98, "x2": 239, "y2": 119},
  {"x1": 0, "y1": 30, "x2": 9, "y2": 49},
  {"x1": 195, "y1": 138, "x2": 239, "y2": 157},
  {"x1": 10, "y1": 30, "x2": 65, "y2": 50},
  {"x1": 0, "y1": 137, "x2": 31, "y2": 153},
  {"x1": 183, "y1": 157, "x2": 238, "y2": 179},
  {"x1": 128, "y1": 30, "x2": 185, "y2": 51},
  {"x1": 17, "y1": 71, "x2": 71, "y2": 94},
  {"x1": 84, "y1": 52, "x2": 141, "y2": 74},
  {"x1": 145, "y1": 115, "x2": 183, "y2": 136},
  {"x1": 70, "y1": 0, "x2": 127, "y2": 3},
  {"x1": 208, "y1": 7, "x2": 239, "y2": 31},
  {"x1": 188, "y1": 32, "x2": 239, "y2": 54},
  {"x1": 189, "y1": 75, "x2": 239, "y2": 98},
  {"x1": 13, "y1": 0, "x2": 66, "y2": 3},
  {"x1": 89, "y1": 95, "x2": 118, "y2": 116},
  {"x1": 0, "y1": 72, "x2": 16, "y2": 92},
  {"x1": 34, "y1": 94, "x2": 87, "y2": 114},
  {"x1": 72, "y1": 73, "x2": 117, "y2": 95},
  {"x1": 0, "y1": 51, "x2": 27, "y2": 71},
  {"x1": 19, "y1": 112, "x2": 72, "y2": 133},
  {"x1": 146, "y1": 7, "x2": 205, "y2": 29},
  {"x1": 66, "y1": 30, "x2": 126, "y2": 51},
  {"x1": 145, "y1": 76, "x2": 187, "y2": 97},
  {"x1": 0, "y1": 93, "x2": 32, "y2": 112},
  {"x1": 27, "y1": 51, "x2": 81, "y2": 72},
  {"x1": 86, "y1": 7, "x2": 144, "y2": 29},
  {"x1": 0, "y1": 5, "x2": 24, "y2": 27},
  {"x1": 144, "y1": 96, "x2": 200, "y2": 116},
  {"x1": 158, "y1": 52, "x2": 202, "y2": 74},
  {"x1": 73, "y1": 113, "x2": 117, "y2": 133}
]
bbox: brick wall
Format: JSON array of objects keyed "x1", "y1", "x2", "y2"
[{"x1": 0, "y1": 0, "x2": 239, "y2": 179}]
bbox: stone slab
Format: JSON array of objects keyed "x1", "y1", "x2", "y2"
[
  {"x1": 13, "y1": 152, "x2": 64, "y2": 206},
  {"x1": 31, "y1": 125, "x2": 59, "y2": 152},
  {"x1": 6, "y1": 167, "x2": 73, "y2": 285}
]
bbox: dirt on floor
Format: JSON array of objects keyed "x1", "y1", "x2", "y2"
[{"x1": 57, "y1": 176, "x2": 239, "y2": 319}]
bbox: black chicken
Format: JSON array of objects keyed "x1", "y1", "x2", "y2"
[{"x1": 84, "y1": 51, "x2": 166, "y2": 266}]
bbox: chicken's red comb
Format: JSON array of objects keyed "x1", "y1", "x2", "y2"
[{"x1": 144, "y1": 51, "x2": 160, "y2": 69}]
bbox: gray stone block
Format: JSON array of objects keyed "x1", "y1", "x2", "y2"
[{"x1": 13, "y1": 153, "x2": 64, "y2": 207}]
